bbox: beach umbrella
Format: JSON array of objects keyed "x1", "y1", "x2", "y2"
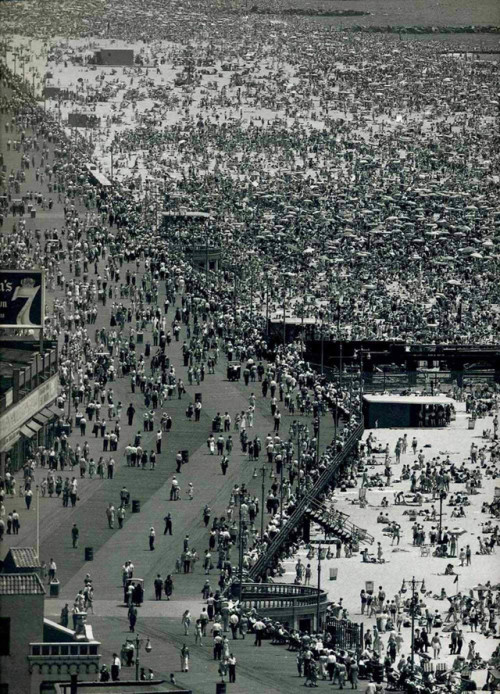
[{"x1": 449, "y1": 528, "x2": 467, "y2": 536}]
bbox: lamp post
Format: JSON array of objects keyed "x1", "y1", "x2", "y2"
[
  {"x1": 400, "y1": 578, "x2": 426, "y2": 672},
  {"x1": 315, "y1": 415, "x2": 321, "y2": 463},
  {"x1": 279, "y1": 455, "x2": 284, "y2": 524},
  {"x1": 265, "y1": 279, "x2": 270, "y2": 338},
  {"x1": 36, "y1": 485, "x2": 40, "y2": 560},
  {"x1": 337, "y1": 297, "x2": 343, "y2": 388},
  {"x1": 316, "y1": 543, "x2": 326, "y2": 632},
  {"x1": 282, "y1": 290, "x2": 287, "y2": 346},
  {"x1": 289, "y1": 422, "x2": 308, "y2": 500},
  {"x1": 319, "y1": 312, "x2": 325, "y2": 375},
  {"x1": 134, "y1": 633, "x2": 152, "y2": 681},
  {"x1": 238, "y1": 490, "x2": 245, "y2": 598},
  {"x1": 438, "y1": 490, "x2": 447, "y2": 543},
  {"x1": 259, "y1": 465, "x2": 266, "y2": 540}
]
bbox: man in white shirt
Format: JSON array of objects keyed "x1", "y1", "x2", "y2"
[{"x1": 111, "y1": 653, "x2": 121, "y2": 681}]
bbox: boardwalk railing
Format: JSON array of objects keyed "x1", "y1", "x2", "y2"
[
  {"x1": 306, "y1": 497, "x2": 374, "y2": 545},
  {"x1": 248, "y1": 421, "x2": 364, "y2": 580},
  {"x1": 238, "y1": 582, "x2": 327, "y2": 613}
]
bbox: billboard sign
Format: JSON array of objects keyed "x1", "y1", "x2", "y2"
[{"x1": 0, "y1": 270, "x2": 44, "y2": 329}]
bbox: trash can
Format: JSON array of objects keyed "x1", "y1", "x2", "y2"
[
  {"x1": 468, "y1": 418, "x2": 476, "y2": 430},
  {"x1": 49, "y1": 580, "x2": 60, "y2": 597},
  {"x1": 195, "y1": 392, "x2": 202, "y2": 403},
  {"x1": 182, "y1": 450, "x2": 189, "y2": 464},
  {"x1": 372, "y1": 662, "x2": 384, "y2": 684},
  {"x1": 329, "y1": 567, "x2": 338, "y2": 581},
  {"x1": 85, "y1": 547, "x2": 93, "y2": 561},
  {"x1": 31, "y1": 209, "x2": 36, "y2": 218},
  {"x1": 216, "y1": 683, "x2": 227, "y2": 694},
  {"x1": 132, "y1": 500, "x2": 140, "y2": 513},
  {"x1": 137, "y1": 332, "x2": 144, "y2": 344}
]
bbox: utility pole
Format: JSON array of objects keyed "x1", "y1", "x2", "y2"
[
  {"x1": 337, "y1": 298, "x2": 343, "y2": 387},
  {"x1": 438, "y1": 490, "x2": 446, "y2": 543},
  {"x1": 67, "y1": 366, "x2": 73, "y2": 420},
  {"x1": 36, "y1": 485, "x2": 40, "y2": 560},
  {"x1": 316, "y1": 544, "x2": 324, "y2": 632},
  {"x1": 238, "y1": 491, "x2": 244, "y2": 598},
  {"x1": 320, "y1": 323, "x2": 324, "y2": 375},
  {"x1": 250, "y1": 261, "x2": 254, "y2": 321},
  {"x1": 260, "y1": 465, "x2": 266, "y2": 540},
  {"x1": 265, "y1": 281, "x2": 270, "y2": 337},
  {"x1": 339, "y1": 342, "x2": 343, "y2": 389},
  {"x1": 316, "y1": 415, "x2": 320, "y2": 463},
  {"x1": 279, "y1": 459, "x2": 284, "y2": 523},
  {"x1": 233, "y1": 272, "x2": 237, "y2": 327},
  {"x1": 400, "y1": 578, "x2": 425, "y2": 673},
  {"x1": 205, "y1": 234, "x2": 209, "y2": 283},
  {"x1": 282, "y1": 291, "x2": 286, "y2": 346}
]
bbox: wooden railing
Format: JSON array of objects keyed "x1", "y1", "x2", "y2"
[{"x1": 248, "y1": 421, "x2": 364, "y2": 580}]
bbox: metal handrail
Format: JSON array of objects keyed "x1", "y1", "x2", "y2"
[
  {"x1": 306, "y1": 498, "x2": 374, "y2": 545},
  {"x1": 238, "y1": 582, "x2": 328, "y2": 611},
  {"x1": 249, "y1": 421, "x2": 364, "y2": 580}
]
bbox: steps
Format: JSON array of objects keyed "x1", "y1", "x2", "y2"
[{"x1": 248, "y1": 422, "x2": 364, "y2": 580}]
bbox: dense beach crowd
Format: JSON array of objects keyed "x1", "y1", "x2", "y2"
[
  {"x1": 1, "y1": 0, "x2": 499, "y2": 345},
  {"x1": 0, "y1": 0, "x2": 500, "y2": 691}
]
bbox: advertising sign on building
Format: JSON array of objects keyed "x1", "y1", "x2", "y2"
[
  {"x1": 0, "y1": 373, "x2": 58, "y2": 452},
  {"x1": 0, "y1": 270, "x2": 44, "y2": 329}
]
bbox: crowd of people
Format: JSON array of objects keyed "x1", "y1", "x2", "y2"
[{"x1": 0, "y1": 0, "x2": 499, "y2": 690}]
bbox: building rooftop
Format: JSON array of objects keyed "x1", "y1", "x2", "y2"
[
  {"x1": 54, "y1": 681, "x2": 191, "y2": 694},
  {"x1": 363, "y1": 394, "x2": 454, "y2": 406},
  {"x1": 0, "y1": 573, "x2": 45, "y2": 595},
  {"x1": 0, "y1": 338, "x2": 57, "y2": 397},
  {"x1": 3, "y1": 547, "x2": 41, "y2": 569}
]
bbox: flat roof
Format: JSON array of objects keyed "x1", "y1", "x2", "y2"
[{"x1": 363, "y1": 394, "x2": 454, "y2": 406}]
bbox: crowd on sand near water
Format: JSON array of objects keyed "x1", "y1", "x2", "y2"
[{"x1": 1, "y1": 0, "x2": 499, "y2": 346}]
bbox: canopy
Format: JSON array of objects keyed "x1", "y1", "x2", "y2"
[{"x1": 363, "y1": 394, "x2": 453, "y2": 406}]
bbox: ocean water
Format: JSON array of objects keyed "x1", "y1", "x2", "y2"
[{"x1": 258, "y1": 0, "x2": 500, "y2": 27}]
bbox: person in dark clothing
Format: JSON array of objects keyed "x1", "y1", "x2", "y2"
[
  {"x1": 126, "y1": 404, "x2": 135, "y2": 426},
  {"x1": 163, "y1": 513, "x2": 173, "y2": 535},
  {"x1": 128, "y1": 605, "x2": 137, "y2": 632},
  {"x1": 71, "y1": 523, "x2": 79, "y2": 548},
  {"x1": 154, "y1": 574, "x2": 163, "y2": 600}
]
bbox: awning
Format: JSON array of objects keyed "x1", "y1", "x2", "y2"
[
  {"x1": 33, "y1": 411, "x2": 52, "y2": 425},
  {"x1": 20, "y1": 425, "x2": 37, "y2": 439},
  {"x1": 25, "y1": 420, "x2": 42, "y2": 434},
  {"x1": 42, "y1": 406, "x2": 60, "y2": 419}
]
